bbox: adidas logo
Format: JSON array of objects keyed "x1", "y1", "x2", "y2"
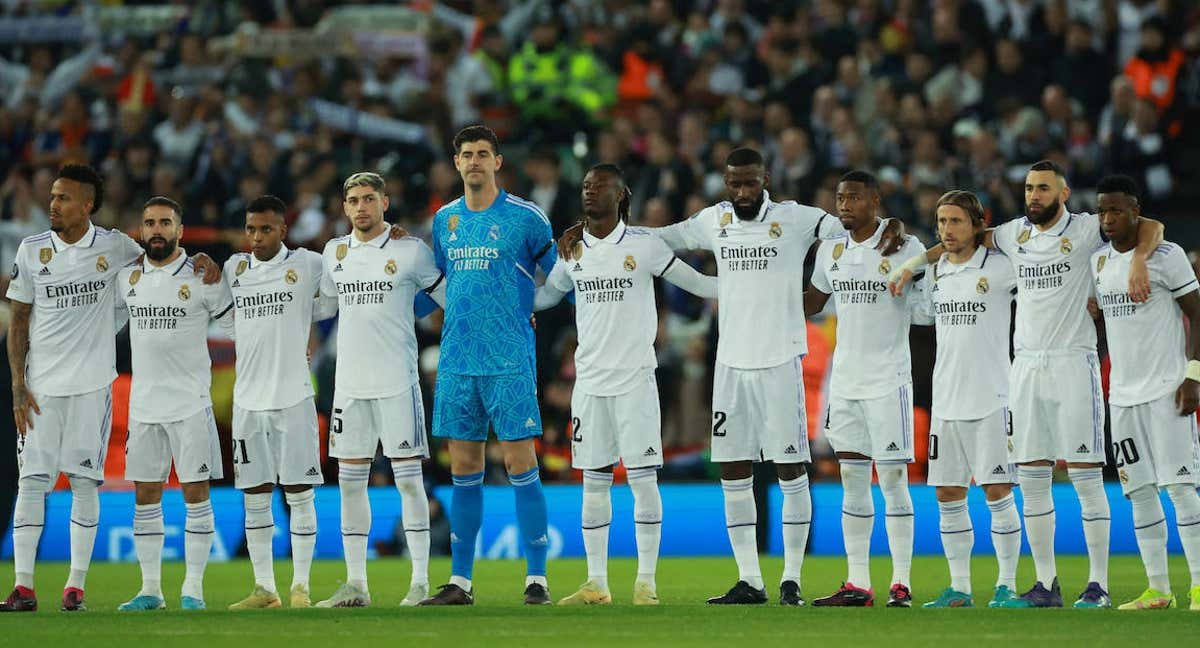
[
  {"x1": 885, "y1": 442, "x2": 900, "y2": 452},
  {"x1": 718, "y1": 229, "x2": 728, "y2": 238},
  {"x1": 573, "y1": 263, "x2": 582, "y2": 272},
  {"x1": 1018, "y1": 247, "x2": 1027, "y2": 254},
  {"x1": 530, "y1": 534, "x2": 548, "y2": 546},
  {"x1": 784, "y1": 445, "x2": 798, "y2": 454},
  {"x1": 39, "y1": 266, "x2": 51, "y2": 275},
  {"x1": 1178, "y1": 466, "x2": 1192, "y2": 476},
  {"x1": 449, "y1": 232, "x2": 458, "y2": 241},
  {"x1": 198, "y1": 463, "x2": 209, "y2": 473},
  {"x1": 127, "y1": 288, "x2": 136, "y2": 297},
  {"x1": 1077, "y1": 444, "x2": 1090, "y2": 453},
  {"x1": 450, "y1": 532, "x2": 460, "y2": 543},
  {"x1": 525, "y1": 418, "x2": 536, "y2": 428},
  {"x1": 991, "y1": 465, "x2": 1007, "y2": 475},
  {"x1": 79, "y1": 458, "x2": 93, "y2": 469},
  {"x1": 333, "y1": 263, "x2": 343, "y2": 272},
  {"x1": 643, "y1": 447, "x2": 657, "y2": 456},
  {"x1": 232, "y1": 279, "x2": 240, "y2": 287},
  {"x1": 305, "y1": 466, "x2": 319, "y2": 476},
  {"x1": 830, "y1": 263, "x2": 839, "y2": 271},
  {"x1": 398, "y1": 440, "x2": 411, "y2": 449}
]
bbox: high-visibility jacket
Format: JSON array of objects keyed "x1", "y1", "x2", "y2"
[
  {"x1": 1124, "y1": 48, "x2": 1186, "y2": 113},
  {"x1": 508, "y1": 42, "x2": 615, "y2": 120}
]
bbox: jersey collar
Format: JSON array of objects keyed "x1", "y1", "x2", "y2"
[
  {"x1": 143, "y1": 248, "x2": 189, "y2": 275},
  {"x1": 582, "y1": 220, "x2": 627, "y2": 247},
  {"x1": 49, "y1": 222, "x2": 97, "y2": 251},
  {"x1": 845, "y1": 219, "x2": 885, "y2": 249},
  {"x1": 248, "y1": 244, "x2": 291, "y2": 268},
  {"x1": 1021, "y1": 206, "x2": 1072, "y2": 239},
  {"x1": 936, "y1": 245, "x2": 988, "y2": 277},
  {"x1": 349, "y1": 229, "x2": 390, "y2": 249},
  {"x1": 752, "y1": 191, "x2": 774, "y2": 222}
]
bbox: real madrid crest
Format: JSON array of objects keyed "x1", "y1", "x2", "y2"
[
  {"x1": 448, "y1": 215, "x2": 459, "y2": 232},
  {"x1": 1060, "y1": 237, "x2": 1072, "y2": 255},
  {"x1": 976, "y1": 277, "x2": 989, "y2": 294},
  {"x1": 129, "y1": 269, "x2": 141, "y2": 286},
  {"x1": 769, "y1": 222, "x2": 782, "y2": 239},
  {"x1": 572, "y1": 241, "x2": 584, "y2": 260},
  {"x1": 878, "y1": 258, "x2": 892, "y2": 275},
  {"x1": 1096, "y1": 256, "x2": 1106, "y2": 272},
  {"x1": 285, "y1": 268, "x2": 298, "y2": 285},
  {"x1": 39, "y1": 247, "x2": 53, "y2": 264},
  {"x1": 95, "y1": 255, "x2": 108, "y2": 272},
  {"x1": 336, "y1": 243, "x2": 348, "y2": 261},
  {"x1": 720, "y1": 212, "x2": 732, "y2": 228},
  {"x1": 624, "y1": 255, "x2": 636, "y2": 272},
  {"x1": 236, "y1": 260, "x2": 248, "y2": 276},
  {"x1": 384, "y1": 259, "x2": 397, "y2": 275},
  {"x1": 1017, "y1": 229, "x2": 1031, "y2": 245},
  {"x1": 178, "y1": 284, "x2": 191, "y2": 301},
  {"x1": 832, "y1": 243, "x2": 844, "y2": 260}
]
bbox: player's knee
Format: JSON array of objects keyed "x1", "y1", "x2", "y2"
[
  {"x1": 502, "y1": 443, "x2": 538, "y2": 475},
  {"x1": 179, "y1": 481, "x2": 209, "y2": 504},
  {"x1": 68, "y1": 476, "x2": 100, "y2": 525},
  {"x1": 282, "y1": 484, "x2": 313, "y2": 495},
  {"x1": 1165, "y1": 483, "x2": 1200, "y2": 517},
  {"x1": 17, "y1": 474, "x2": 51, "y2": 498},
  {"x1": 775, "y1": 463, "x2": 805, "y2": 481},
  {"x1": 135, "y1": 481, "x2": 165, "y2": 506},
  {"x1": 982, "y1": 484, "x2": 1012, "y2": 501},
  {"x1": 244, "y1": 483, "x2": 275, "y2": 495},
  {"x1": 719, "y1": 461, "x2": 753, "y2": 481},
  {"x1": 936, "y1": 486, "x2": 969, "y2": 502}
]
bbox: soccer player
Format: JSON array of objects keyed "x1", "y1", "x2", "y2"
[
  {"x1": 314, "y1": 172, "x2": 446, "y2": 608},
  {"x1": 804, "y1": 171, "x2": 927, "y2": 608},
  {"x1": 418, "y1": 125, "x2": 558, "y2": 606},
  {"x1": 558, "y1": 148, "x2": 903, "y2": 606},
  {"x1": 891, "y1": 160, "x2": 1165, "y2": 608},
  {"x1": 533, "y1": 164, "x2": 717, "y2": 606},
  {"x1": 1088, "y1": 175, "x2": 1200, "y2": 611},
  {"x1": 115, "y1": 197, "x2": 233, "y2": 611},
  {"x1": 916, "y1": 191, "x2": 1022, "y2": 609},
  {"x1": 223, "y1": 195, "x2": 333, "y2": 610},
  {"x1": 2, "y1": 165, "x2": 217, "y2": 613}
]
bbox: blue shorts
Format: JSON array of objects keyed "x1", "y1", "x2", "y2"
[{"x1": 433, "y1": 372, "x2": 543, "y2": 442}]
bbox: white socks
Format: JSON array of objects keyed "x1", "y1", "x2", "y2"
[
  {"x1": 581, "y1": 470, "x2": 613, "y2": 591},
  {"x1": 937, "y1": 499, "x2": 973, "y2": 594},
  {"x1": 1166, "y1": 483, "x2": 1200, "y2": 588},
  {"x1": 133, "y1": 503, "x2": 164, "y2": 597},
  {"x1": 1129, "y1": 485, "x2": 1170, "y2": 593},
  {"x1": 67, "y1": 476, "x2": 100, "y2": 590},
  {"x1": 12, "y1": 474, "x2": 50, "y2": 589},
  {"x1": 1069, "y1": 467, "x2": 1109, "y2": 589},
  {"x1": 628, "y1": 467, "x2": 661, "y2": 588},
  {"x1": 338, "y1": 463, "x2": 372, "y2": 589},
  {"x1": 877, "y1": 464, "x2": 913, "y2": 586},
  {"x1": 721, "y1": 476, "x2": 762, "y2": 589},
  {"x1": 1017, "y1": 465, "x2": 1056, "y2": 585},
  {"x1": 987, "y1": 493, "x2": 1021, "y2": 590},
  {"x1": 286, "y1": 490, "x2": 317, "y2": 590},
  {"x1": 779, "y1": 474, "x2": 811, "y2": 585},
  {"x1": 392, "y1": 461, "x2": 430, "y2": 587},
  {"x1": 183, "y1": 500, "x2": 214, "y2": 599},
  {"x1": 840, "y1": 460, "x2": 874, "y2": 589},
  {"x1": 243, "y1": 492, "x2": 276, "y2": 593}
]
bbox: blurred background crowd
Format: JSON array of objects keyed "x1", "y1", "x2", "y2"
[{"x1": 2, "y1": 0, "x2": 1200, "y2": 492}]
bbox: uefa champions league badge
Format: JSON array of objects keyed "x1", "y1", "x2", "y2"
[
  {"x1": 336, "y1": 243, "x2": 348, "y2": 261},
  {"x1": 832, "y1": 243, "x2": 844, "y2": 260}
]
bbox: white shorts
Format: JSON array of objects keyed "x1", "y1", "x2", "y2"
[
  {"x1": 232, "y1": 397, "x2": 324, "y2": 489},
  {"x1": 570, "y1": 373, "x2": 662, "y2": 470},
  {"x1": 711, "y1": 357, "x2": 809, "y2": 464},
  {"x1": 330, "y1": 385, "x2": 430, "y2": 460},
  {"x1": 1111, "y1": 393, "x2": 1200, "y2": 495},
  {"x1": 927, "y1": 407, "x2": 1015, "y2": 487},
  {"x1": 125, "y1": 407, "x2": 225, "y2": 483},
  {"x1": 825, "y1": 383, "x2": 915, "y2": 464},
  {"x1": 1009, "y1": 352, "x2": 1105, "y2": 464},
  {"x1": 18, "y1": 386, "x2": 113, "y2": 482}
]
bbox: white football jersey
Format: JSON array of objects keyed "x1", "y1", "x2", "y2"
[
  {"x1": 811, "y1": 221, "x2": 927, "y2": 400},
  {"x1": 5, "y1": 224, "x2": 142, "y2": 396},
  {"x1": 222, "y1": 245, "x2": 323, "y2": 411},
  {"x1": 1092, "y1": 241, "x2": 1198, "y2": 406},
  {"x1": 117, "y1": 249, "x2": 233, "y2": 423},
  {"x1": 657, "y1": 191, "x2": 841, "y2": 369},
  {"x1": 547, "y1": 221, "x2": 680, "y2": 396},
  {"x1": 992, "y1": 210, "x2": 1105, "y2": 353},
  {"x1": 922, "y1": 246, "x2": 1016, "y2": 420},
  {"x1": 320, "y1": 231, "x2": 443, "y2": 399}
]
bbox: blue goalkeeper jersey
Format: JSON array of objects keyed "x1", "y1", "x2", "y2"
[{"x1": 432, "y1": 190, "x2": 556, "y2": 376}]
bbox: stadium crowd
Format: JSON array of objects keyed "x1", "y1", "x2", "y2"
[{"x1": 2, "y1": 0, "x2": 1200, "y2": 489}]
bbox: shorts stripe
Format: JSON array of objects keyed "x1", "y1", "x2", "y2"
[
  {"x1": 793, "y1": 356, "x2": 806, "y2": 452},
  {"x1": 97, "y1": 388, "x2": 114, "y2": 467},
  {"x1": 1088, "y1": 355, "x2": 1102, "y2": 454}
]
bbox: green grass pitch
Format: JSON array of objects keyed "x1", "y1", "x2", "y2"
[{"x1": 4, "y1": 556, "x2": 1197, "y2": 646}]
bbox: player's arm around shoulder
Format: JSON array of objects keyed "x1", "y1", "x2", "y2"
[
  {"x1": 804, "y1": 240, "x2": 835, "y2": 316},
  {"x1": 534, "y1": 258, "x2": 571, "y2": 311},
  {"x1": 651, "y1": 233, "x2": 717, "y2": 300},
  {"x1": 1173, "y1": 248, "x2": 1200, "y2": 414}
]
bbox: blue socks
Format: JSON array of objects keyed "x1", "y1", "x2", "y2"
[
  {"x1": 510, "y1": 467, "x2": 548, "y2": 578},
  {"x1": 450, "y1": 471, "x2": 484, "y2": 580}
]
